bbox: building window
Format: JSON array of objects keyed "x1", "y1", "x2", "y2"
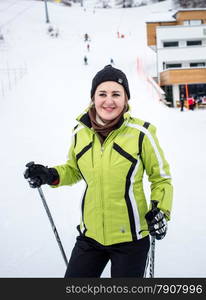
[
  {"x1": 163, "y1": 41, "x2": 179, "y2": 47},
  {"x1": 166, "y1": 63, "x2": 182, "y2": 69},
  {"x1": 161, "y1": 85, "x2": 173, "y2": 106},
  {"x1": 190, "y1": 62, "x2": 205, "y2": 67},
  {"x1": 179, "y1": 84, "x2": 206, "y2": 99},
  {"x1": 186, "y1": 40, "x2": 202, "y2": 46},
  {"x1": 184, "y1": 20, "x2": 189, "y2": 25},
  {"x1": 183, "y1": 20, "x2": 202, "y2": 26}
]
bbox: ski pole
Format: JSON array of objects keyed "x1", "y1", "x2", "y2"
[
  {"x1": 37, "y1": 186, "x2": 68, "y2": 267},
  {"x1": 149, "y1": 200, "x2": 158, "y2": 278},
  {"x1": 149, "y1": 235, "x2": 155, "y2": 278},
  {"x1": 142, "y1": 228, "x2": 155, "y2": 278}
]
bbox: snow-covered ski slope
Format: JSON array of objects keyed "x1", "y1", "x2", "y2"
[{"x1": 0, "y1": 0, "x2": 206, "y2": 277}]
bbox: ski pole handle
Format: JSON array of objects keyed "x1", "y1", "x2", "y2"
[{"x1": 149, "y1": 200, "x2": 158, "y2": 278}]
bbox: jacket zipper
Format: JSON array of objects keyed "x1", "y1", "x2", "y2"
[
  {"x1": 99, "y1": 132, "x2": 120, "y2": 244},
  {"x1": 101, "y1": 145, "x2": 104, "y2": 155},
  {"x1": 99, "y1": 147, "x2": 105, "y2": 244}
]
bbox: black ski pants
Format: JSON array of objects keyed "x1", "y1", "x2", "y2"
[{"x1": 64, "y1": 235, "x2": 150, "y2": 278}]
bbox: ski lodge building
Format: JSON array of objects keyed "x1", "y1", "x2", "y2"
[{"x1": 146, "y1": 9, "x2": 206, "y2": 108}]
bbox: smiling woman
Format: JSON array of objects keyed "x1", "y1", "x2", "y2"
[{"x1": 24, "y1": 64, "x2": 173, "y2": 278}]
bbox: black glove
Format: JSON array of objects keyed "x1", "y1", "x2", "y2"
[
  {"x1": 24, "y1": 161, "x2": 59, "y2": 188},
  {"x1": 145, "y1": 201, "x2": 167, "y2": 240}
]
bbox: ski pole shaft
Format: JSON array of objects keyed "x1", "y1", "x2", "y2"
[
  {"x1": 149, "y1": 200, "x2": 158, "y2": 278},
  {"x1": 37, "y1": 187, "x2": 68, "y2": 267},
  {"x1": 149, "y1": 235, "x2": 155, "y2": 278}
]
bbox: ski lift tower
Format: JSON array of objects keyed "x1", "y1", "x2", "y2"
[{"x1": 44, "y1": 0, "x2": 50, "y2": 23}]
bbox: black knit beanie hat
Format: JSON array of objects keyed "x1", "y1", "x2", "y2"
[{"x1": 90, "y1": 65, "x2": 130, "y2": 100}]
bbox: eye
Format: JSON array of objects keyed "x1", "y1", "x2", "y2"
[
  {"x1": 99, "y1": 93, "x2": 106, "y2": 97},
  {"x1": 113, "y1": 93, "x2": 120, "y2": 97}
]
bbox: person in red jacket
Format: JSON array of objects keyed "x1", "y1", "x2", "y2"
[{"x1": 187, "y1": 96, "x2": 195, "y2": 110}]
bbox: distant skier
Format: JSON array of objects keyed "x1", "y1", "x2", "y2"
[
  {"x1": 87, "y1": 43, "x2": 90, "y2": 51},
  {"x1": 0, "y1": 33, "x2": 4, "y2": 41},
  {"x1": 187, "y1": 96, "x2": 195, "y2": 110},
  {"x1": 84, "y1": 56, "x2": 88, "y2": 65},
  {"x1": 84, "y1": 33, "x2": 89, "y2": 42},
  {"x1": 179, "y1": 94, "x2": 185, "y2": 112},
  {"x1": 110, "y1": 58, "x2": 114, "y2": 65},
  {"x1": 47, "y1": 25, "x2": 59, "y2": 38}
]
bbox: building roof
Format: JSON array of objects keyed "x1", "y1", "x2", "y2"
[
  {"x1": 146, "y1": 8, "x2": 206, "y2": 24},
  {"x1": 145, "y1": 12, "x2": 175, "y2": 23},
  {"x1": 146, "y1": 19, "x2": 175, "y2": 23},
  {"x1": 172, "y1": 8, "x2": 206, "y2": 18}
]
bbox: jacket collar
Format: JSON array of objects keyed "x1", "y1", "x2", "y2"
[{"x1": 76, "y1": 106, "x2": 131, "y2": 130}]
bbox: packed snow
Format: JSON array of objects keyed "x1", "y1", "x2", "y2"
[{"x1": 0, "y1": 0, "x2": 205, "y2": 278}]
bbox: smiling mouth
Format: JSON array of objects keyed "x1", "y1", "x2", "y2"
[{"x1": 103, "y1": 107, "x2": 115, "y2": 112}]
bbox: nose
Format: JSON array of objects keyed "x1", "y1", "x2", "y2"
[{"x1": 105, "y1": 95, "x2": 113, "y2": 104}]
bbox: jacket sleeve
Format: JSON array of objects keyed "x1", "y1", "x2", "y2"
[
  {"x1": 51, "y1": 133, "x2": 82, "y2": 187},
  {"x1": 141, "y1": 124, "x2": 173, "y2": 220}
]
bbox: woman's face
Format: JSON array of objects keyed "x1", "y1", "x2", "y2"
[{"x1": 94, "y1": 81, "x2": 126, "y2": 122}]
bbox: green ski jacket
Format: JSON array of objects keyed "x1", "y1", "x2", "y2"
[{"x1": 53, "y1": 109, "x2": 173, "y2": 246}]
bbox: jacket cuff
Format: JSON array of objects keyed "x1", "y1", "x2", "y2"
[{"x1": 48, "y1": 168, "x2": 60, "y2": 185}]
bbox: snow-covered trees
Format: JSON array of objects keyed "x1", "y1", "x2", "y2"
[
  {"x1": 34, "y1": 0, "x2": 169, "y2": 8},
  {"x1": 172, "y1": 0, "x2": 206, "y2": 8}
]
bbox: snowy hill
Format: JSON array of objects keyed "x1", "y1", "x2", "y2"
[{"x1": 0, "y1": 0, "x2": 206, "y2": 278}]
